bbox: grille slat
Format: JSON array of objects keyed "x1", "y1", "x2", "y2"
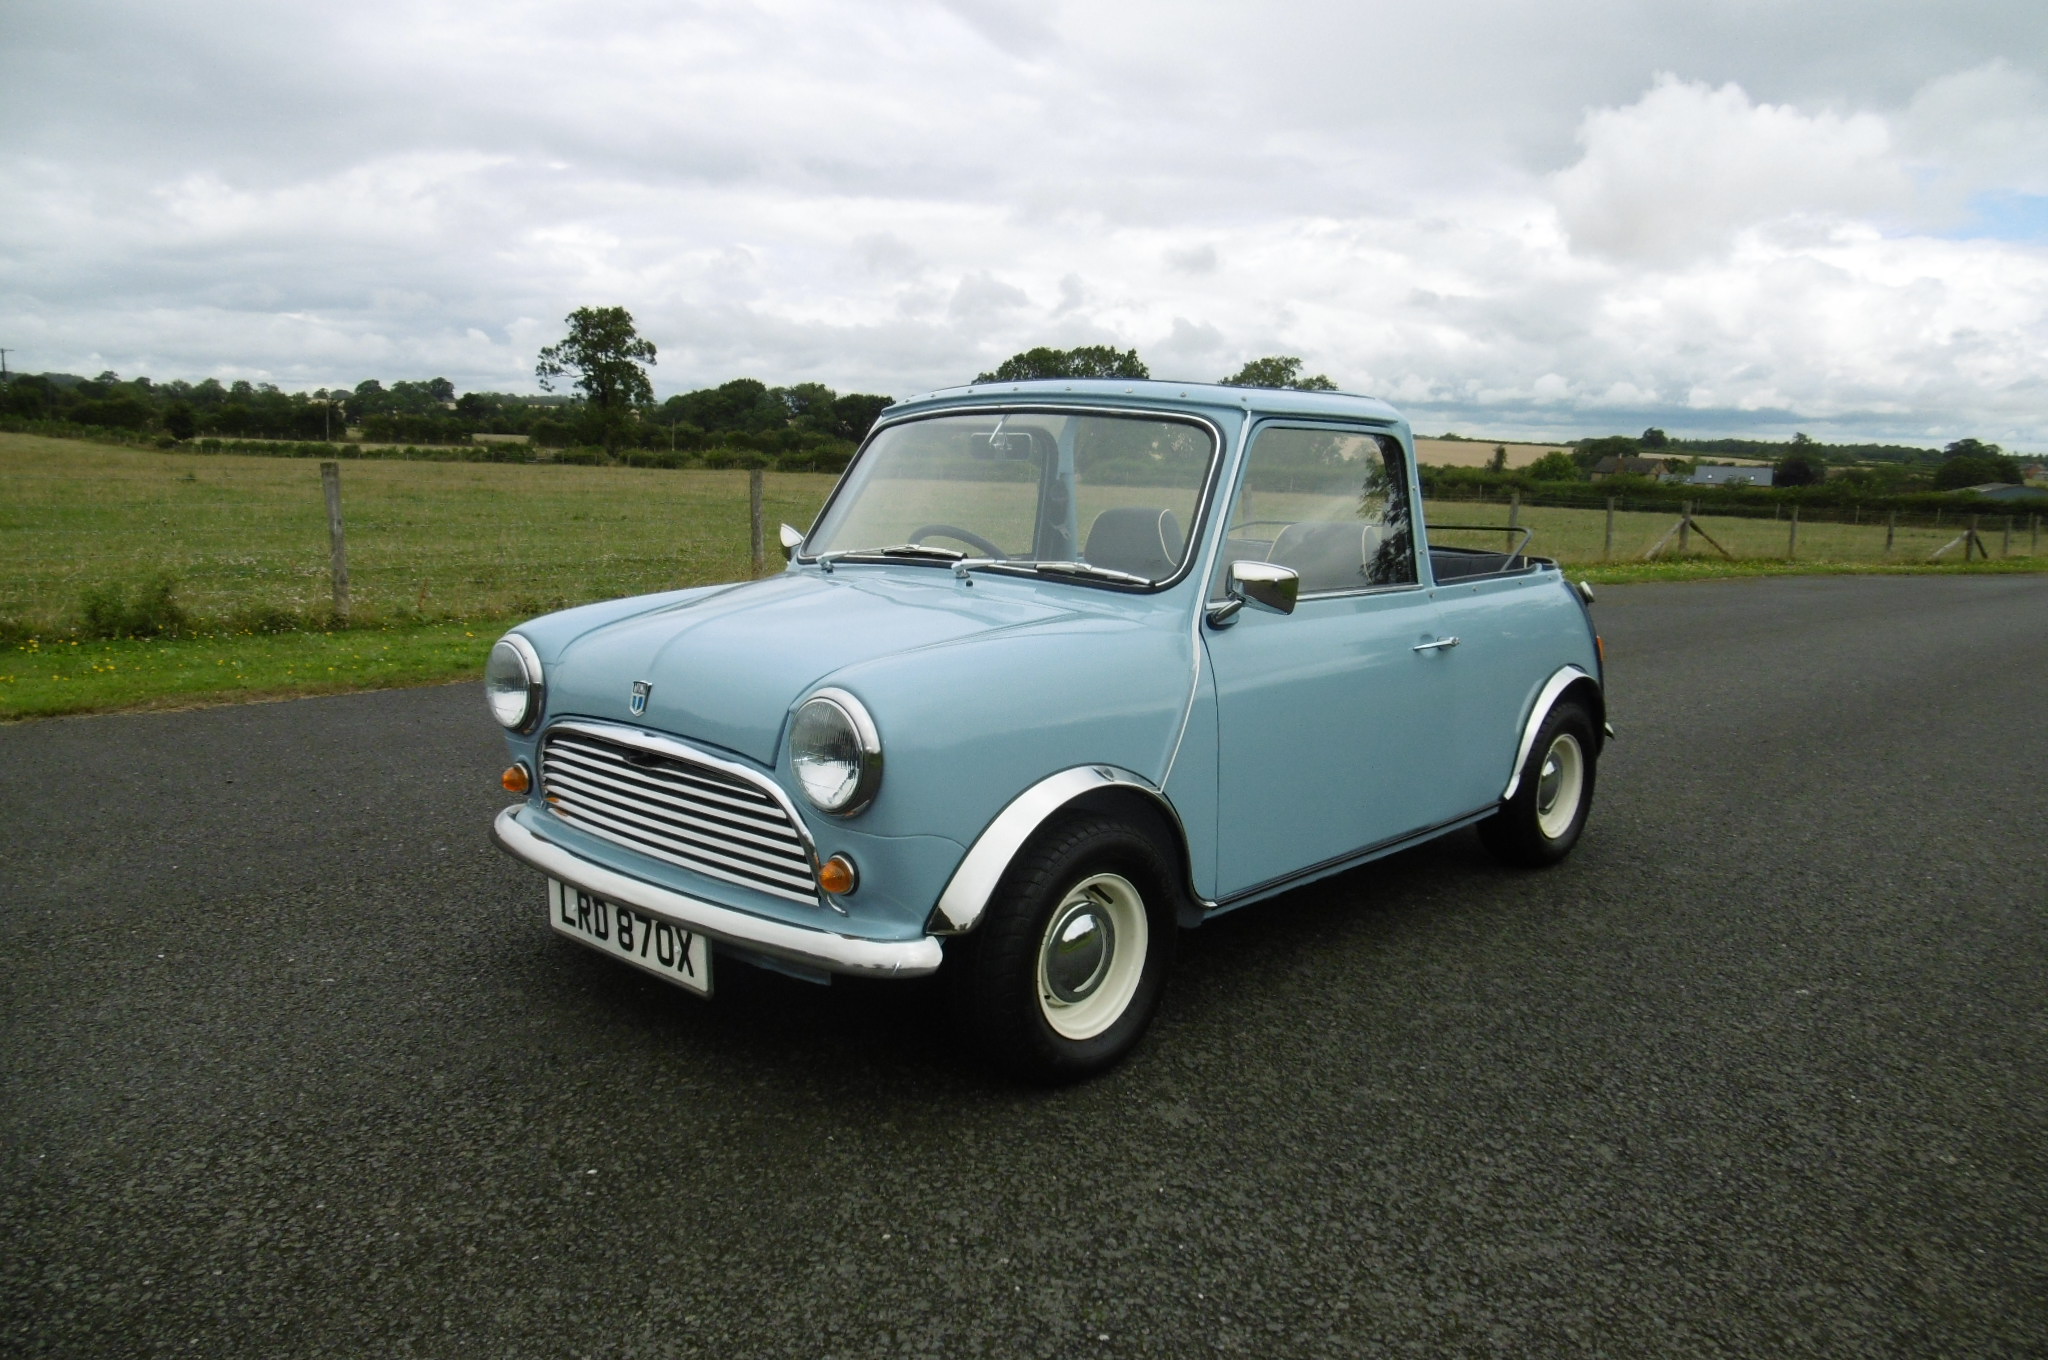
[
  {"x1": 544, "y1": 760, "x2": 797, "y2": 841},
  {"x1": 541, "y1": 729, "x2": 820, "y2": 907},
  {"x1": 548, "y1": 739, "x2": 783, "y2": 816},
  {"x1": 556, "y1": 802, "x2": 819, "y2": 893},
  {"x1": 544, "y1": 772, "x2": 814, "y2": 874}
]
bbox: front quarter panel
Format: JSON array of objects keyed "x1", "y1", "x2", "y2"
[{"x1": 813, "y1": 598, "x2": 1197, "y2": 891}]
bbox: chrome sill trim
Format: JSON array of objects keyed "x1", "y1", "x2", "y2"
[
  {"x1": 1202, "y1": 804, "x2": 1499, "y2": 915},
  {"x1": 493, "y1": 806, "x2": 942, "y2": 978}
]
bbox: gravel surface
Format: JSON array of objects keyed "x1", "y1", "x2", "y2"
[{"x1": 4, "y1": 574, "x2": 2044, "y2": 1358}]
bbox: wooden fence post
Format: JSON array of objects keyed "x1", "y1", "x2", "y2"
[
  {"x1": 320, "y1": 461, "x2": 350, "y2": 624},
  {"x1": 1507, "y1": 488, "x2": 1521, "y2": 555},
  {"x1": 1603, "y1": 496, "x2": 1616, "y2": 560},
  {"x1": 2002, "y1": 517, "x2": 2012, "y2": 558},
  {"x1": 1787, "y1": 505, "x2": 1799, "y2": 560},
  {"x1": 748, "y1": 467, "x2": 766, "y2": 576},
  {"x1": 1678, "y1": 501, "x2": 1691, "y2": 554},
  {"x1": 1885, "y1": 510, "x2": 1895, "y2": 557},
  {"x1": 1968, "y1": 514, "x2": 1981, "y2": 561},
  {"x1": 2033, "y1": 514, "x2": 2040, "y2": 555}
]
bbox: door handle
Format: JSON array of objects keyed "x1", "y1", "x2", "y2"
[{"x1": 1412, "y1": 636, "x2": 1460, "y2": 652}]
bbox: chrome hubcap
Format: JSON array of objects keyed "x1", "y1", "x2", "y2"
[
  {"x1": 1043, "y1": 898, "x2": 1115, "y2": 1003},
  {"x1": 1035, "y1": 872, "x2": 1148, "y2": 1041},
  {"x1": 1537, "y1": 752, "x2": 1564, "y2": 816},
  {"x1": 1534, "y1": 733, "x2": 1584, "y2": 840}
]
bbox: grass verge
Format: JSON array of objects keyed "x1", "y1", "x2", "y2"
[{"x1": 0, "y1": 620, "x2": 496, "y2": 721}]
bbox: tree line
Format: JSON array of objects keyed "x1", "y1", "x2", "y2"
[
  {"x1": 0, "y1": 317, "x2": 895, "y2": 467},
  {"x1": 5, "y1": 308, "x2": 2032, "y2": 497},
  {"x1": 1465, "y1": 428, "x2": 2034, "y2": 495}
]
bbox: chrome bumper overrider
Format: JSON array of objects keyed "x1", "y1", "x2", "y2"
[{"x1": 491, "y1": 806, "x2": 944, "y2": 979}]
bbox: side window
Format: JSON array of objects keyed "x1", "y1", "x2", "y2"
[{"x1": 1213, "y1": 428, "x2": 1416, "y2": 596}]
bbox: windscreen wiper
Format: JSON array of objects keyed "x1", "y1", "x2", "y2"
[
  {"x1": 816, "y1": 543, "x2": 966, "y2": 572},
  {"x1": 982, "y1": 559, "x2": 1153, "y2": 586}
]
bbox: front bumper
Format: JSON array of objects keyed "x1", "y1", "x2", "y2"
[{"x1": 492, "y1": 805, "x2": 945, "y2": 979}]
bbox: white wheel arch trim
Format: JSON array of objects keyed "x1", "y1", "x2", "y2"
[
  {"x1": 929, "y1": 765, "x2": 1174, "y2": 936},
  {"x1": 1502, "y1": 665, "x2": 1597, "y2": 802}
]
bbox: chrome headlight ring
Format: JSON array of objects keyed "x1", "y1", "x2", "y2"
[
  {"x1": 789, "y1": 688, "x2": 882, "y2": 816},
  {"x1": 485, "y1": 634, "x2": 545, "y2": 733}
]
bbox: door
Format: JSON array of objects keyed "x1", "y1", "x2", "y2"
[{"x1": 1201, "y1": 425, "x2": 1466, "y2": 900}]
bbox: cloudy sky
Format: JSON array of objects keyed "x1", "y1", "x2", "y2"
[{"x1": 4, "y1": 0, "x2": 2046, "y2": 444}]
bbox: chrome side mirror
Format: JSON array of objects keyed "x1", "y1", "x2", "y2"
[
  {"x1": 1207, "y1": 560, "x2": 1299, "y2": 627},
  {"x1": 779, "y1": 523, "x2": 806, "y2": 563}
]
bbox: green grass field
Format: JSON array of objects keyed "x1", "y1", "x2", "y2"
[
  {"x1": 3, "y1": 431, "x2": 2040, "y2": 719},
  {"x1": 0, "y1": 430, "x2": 838, "y2": 632}
]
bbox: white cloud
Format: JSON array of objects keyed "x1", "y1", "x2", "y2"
[
  {"x1": 1, "y1": 1, "x2": 2045, "y2": 441},
  {"x1": 1550, "y1": 76, "x2": 1910, "y2": 263},
  {"x1": 1898, "y1": 60, "x2": 2048, "y2": 202}
]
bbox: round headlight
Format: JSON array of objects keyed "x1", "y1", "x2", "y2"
[
  {"x1": 789, "y1": 689, "x2": 882, "y2": 815},
  {"x1": 485, "y1": 635, "x2": 543, "y2": 732}
]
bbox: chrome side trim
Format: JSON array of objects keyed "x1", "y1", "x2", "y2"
[
  {"x1": 494, "y1": 806, "x2": 942, "y2": 978},
  {"x1": 929, "y1": 765, "x2": 1173, "y2": 935},
  {"x1": 1501, "y1": 665, "x2": 1596, "y2": 801}
]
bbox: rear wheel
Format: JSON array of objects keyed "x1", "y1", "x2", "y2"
[
  {"x1": 945, "y1": 814, "x2": 1176, "y2": 1083},
  {"x1": 1478, "y1": 701, "x2": 1597, "y2": 867}
]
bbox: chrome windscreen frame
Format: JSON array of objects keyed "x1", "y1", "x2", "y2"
[{"x1": 793, "y1": 403, "x2": 1231, "y2": 595}]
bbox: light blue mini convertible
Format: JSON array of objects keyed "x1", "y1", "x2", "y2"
[{"x1": 489, "y1": 380, "x2": 1606, "y2": 1080}]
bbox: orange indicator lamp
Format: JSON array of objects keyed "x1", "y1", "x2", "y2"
[
  {"x1": 502, "y1": 762, "x2": 532, "y2": 794},
  {"x1": 817, "y1": 854, "x2": 858, "y2": 896}
]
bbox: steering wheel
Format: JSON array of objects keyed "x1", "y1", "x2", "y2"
[{"x1": 909, "y1": 524, "x2": 1005, "y2": 558}]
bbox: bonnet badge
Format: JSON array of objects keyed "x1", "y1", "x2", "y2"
[{"x1": 629, "y1": 680, "x2": 652, "y2": 716}]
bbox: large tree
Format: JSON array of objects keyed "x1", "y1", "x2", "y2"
[
  {"x1": 536, "y1": 306, "x2": 657, "y2": 451},
  {"x1": 974, "y1": 345, "x2": 1148, "y2": 383},
  {"x1": 1217, "y1": 356, "x2": 1337, "y2": 390},
  {"x1": 1773, "y1": 449, "x2": 1826, "y2": 487},
  {"x1": 1934, "y1": 438, "x2": 2021, "y2": 489}
]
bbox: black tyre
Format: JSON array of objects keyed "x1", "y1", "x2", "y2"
[
  {"x1": 945, "y1": 814, "x2": 1177, "y2": 1083},
  {"x1": 1477, "y1": 701, "x2": 1598, "y2": 867}
]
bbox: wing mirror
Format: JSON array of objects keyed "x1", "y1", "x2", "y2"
[
  {"x1": 779, "y1": 523, "x2": 806, "y2": 562},
  {"x1": 1207, "y1": 560, "x2": 1299, "y2": 627}
]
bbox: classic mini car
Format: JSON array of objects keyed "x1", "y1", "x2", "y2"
[{"x1": 488, "y1": 380, "x2": 1606, "y2": 1080}]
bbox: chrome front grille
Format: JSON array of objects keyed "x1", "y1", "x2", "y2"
[{"x1": 540, "y1": 725, "x2": 820, "y2": 907}]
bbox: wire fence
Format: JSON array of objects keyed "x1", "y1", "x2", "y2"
[{"x1": 1422, "y1": 488, "x2": 2045, "y2": 566}]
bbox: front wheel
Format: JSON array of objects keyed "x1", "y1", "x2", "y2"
[
  {"x1": 945, "y1": 815, "x2": 1176, "y2": 1083},
  {"x1": 1478, "y1": 701, "x2": 1598, "y2": 867}
]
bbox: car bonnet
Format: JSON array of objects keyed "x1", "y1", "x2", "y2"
[{"x1": 538, "y1": 568, "x2": 1078, "y2": 766}]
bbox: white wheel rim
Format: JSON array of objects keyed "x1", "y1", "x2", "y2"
[
  {"x1": 1036, "y1": 872, "x2": 1148, "y2": 1041},
  {"x1": 1534, "y1": 733, "x2": 1585, "y2": 840}
]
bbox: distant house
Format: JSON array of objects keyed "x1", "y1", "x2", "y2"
[
  {"x1": 1960, "y1": 483, "x2": 2048, "y2": 504},
  {"x1": 1589, "y1": 455, "x2": 1678, "y2": 481},
  {"x1": 1691, "y1": 464, "x2": 1774, "y2": 487}
]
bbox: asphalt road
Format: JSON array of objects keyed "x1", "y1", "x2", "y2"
[{"x1": 4, "y1": 575, "x2": 2045, "y2": 1358}]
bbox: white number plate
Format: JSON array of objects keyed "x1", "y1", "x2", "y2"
[{"x1": 548, "y1": 879, "x2": 711, "y2": 996}]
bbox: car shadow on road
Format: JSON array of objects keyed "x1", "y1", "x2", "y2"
[{"x1": 525, "y1": 824, "x2": 1541, "y2": 1101}]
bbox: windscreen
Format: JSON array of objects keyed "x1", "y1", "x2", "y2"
[{"x1": 805, "y1": 411, "x2": 1216, "y2": 582}]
